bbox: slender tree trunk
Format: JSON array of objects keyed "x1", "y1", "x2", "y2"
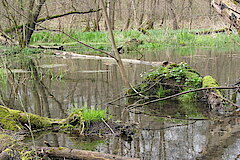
[
  {"x1": 93, "y1": 0, "x2": 101, "y2": 31},
  {"x1": 138, "y1": 0, "x2": 145, "y2": 27},
  {"x1": 84, "y1": 14, "x2": 91, "y2": 32},
  {"x1": 123, "y1": 1, "x2": 133, "y2": 30},
  {"x1": 167, "y1": 0, "x2": 179, "y2": 30},
  {"x1": 188, "y1": 0, "x2": 193, "y2": 29},
  {"x1": 109, "y1": 0, "x2": 116, "y2": 30},
  {"x1": 145, "y1": 0, "x2": 157, "y2": 30},
  {"x1": 100, "y1": 0, "x2": 131, "y2": 88}
]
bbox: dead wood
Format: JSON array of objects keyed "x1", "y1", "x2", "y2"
[
  {"x1": 29, "y1": 45, "x2": 64, "y2": 50},
  {"x1": 54, "y1": 51, "x2": 168, "y2": 66},
  {"x1": 38, "y1": 147, "x2": 139, "y2": 160}
]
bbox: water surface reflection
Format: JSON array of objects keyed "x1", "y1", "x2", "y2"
[{"x1": 1, "y1": 48, "x2": 240, "y2": 159}]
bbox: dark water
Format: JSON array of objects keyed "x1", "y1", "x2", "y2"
[{"x1": 1, "y1": 48, "x2": 240, "y2": 160}]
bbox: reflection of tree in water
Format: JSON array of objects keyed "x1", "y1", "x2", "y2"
[
  {"x1": 0, "y1": 57, "x2": 66, "y2": 118},
  {"x1": 96, "y1": 113, "x2": 240, "y2": 160}
]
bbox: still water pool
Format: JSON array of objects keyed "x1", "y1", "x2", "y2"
[{"x1": 1, "y1": 48, "x2": 240, "y2": 159}]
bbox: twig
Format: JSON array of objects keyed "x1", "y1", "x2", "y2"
[
  {"x1": 5, "y1": 9, "x2": 102, "y2": 33},
  {"x1": 101, "y1": 118, "x2": 115, "y2": 134}
]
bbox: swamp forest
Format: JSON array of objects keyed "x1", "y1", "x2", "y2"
[{"x1": 0, "y1": 0, "x2": 240, "y2": 159}]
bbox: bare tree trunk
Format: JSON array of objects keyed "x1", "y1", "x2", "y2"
[
  {"x1": 123, "y1": 1, "x2": 133, "y2": 30},
  {"x1": 22, "y1": 0, "x2": 46, "y2": 47},
  {"x1": 138, "y1": 0, "x2": 145, "y2": 27},
  {"x1": 93, "y1": 0, "x2": 102, "y2": 31},
  {"x1": 84, "y1": 14, "x2": 91, "y2": 32},
  {"x1": 188, "y1": 0, "x2": 193, "y2": 29},
  {"x1": 145, "y1": 0, "x2": 157, "y2": 30},
  {"x1": 109, "y1": 0, "x2": 116, "y2": 30},
  {"x1": 166, "y1": 0, "x2": 179, "y2": 30},
  {"x1": 38, "y1": 147, "x2": 139, "y2": 160},
  {"x1": 100, "y1": 0, "x2": 131, "y2": 88}
]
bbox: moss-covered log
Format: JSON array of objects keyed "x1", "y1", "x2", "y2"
[
  {"x1": 202, "y1": 76, "x2": 224, "y2": 111},
  {"x1": 0, "y1": 105, "x2": 63, "y2": 131},
  {"x1": 0, "y1": 106, "x2": 138, "y2": 159},
  {"x1": 128, "y1": 63, "x2": 231, "y2": 113}
]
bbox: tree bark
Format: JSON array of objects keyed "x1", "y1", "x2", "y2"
[
  {"x1": 21, "y1": 0, "x2": 46, "y2": 47},
  {"x1": 167, "y1": 0, "x2": 179, "y2": 30},
  {"x1": 109, "y1": 0, "x2": 116, "y2": 30}
]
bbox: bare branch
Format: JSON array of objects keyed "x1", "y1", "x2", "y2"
[
  {"x1": 5, "y1": 9, "x2": 102, "y2": 33},
  {"x1": 127, "y1": 86, "x2": 240, "y2": 108}
]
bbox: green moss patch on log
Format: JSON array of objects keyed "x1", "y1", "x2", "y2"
[
  {"x1": 0, "y1": 105, "x2": 62, "y2": 131},
  {"x1": 202, "y1": 75, "x2": 222, "y2": 95}
]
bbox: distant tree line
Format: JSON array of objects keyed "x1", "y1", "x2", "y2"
[{"x1": 0, "y1": 0, "x2": 226, "y2": 47}]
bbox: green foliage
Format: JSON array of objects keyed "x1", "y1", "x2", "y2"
[
  {"x1": 30, "y1": 29, "x2": 240, "y2": 54},
  {"x1": 129, "y1": 62, "x2": 203, "y2": 102},
  {"x1": 176, "y1": 32, "x2": 196, "y2": 46},
  {"x1": 82, "y1": 107, "x2": 108, "y2": 122},
  {"x1": 156, "y1": 86, "x2": 166, "y2": 97},
  {"x1": 68, "y1": 106, "x2": 110, "y2": 122},
  {"x1": 178, "y1": 92, "x2": 196, "y2": 102}
]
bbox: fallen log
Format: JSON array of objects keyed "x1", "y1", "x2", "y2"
[
  {"x1": 29, "y1": 45, "x2": 64, "y2": 50},
  {"x1": 38, "y1": 147, "x2": 139, "y2": 160},
  {"x1": 0, "y1": 130, "x2": 139, "y2": 160},
  {"x1": 54, "y1": 51, "x2": 169, "y2": 66}
]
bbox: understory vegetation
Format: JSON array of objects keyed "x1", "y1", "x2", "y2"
[{"x1": 29, "y1": 29, "x2": 240, "y2": 54}]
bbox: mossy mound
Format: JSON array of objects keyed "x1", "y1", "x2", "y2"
[{"x1": 128, "y1": 63, "x2": 203, "y2": 102}]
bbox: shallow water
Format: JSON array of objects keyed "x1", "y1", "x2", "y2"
[{"x1": 1, "y1": 48, "x2": 240, "y2": 159}]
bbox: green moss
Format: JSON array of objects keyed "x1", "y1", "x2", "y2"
[
  {"x1": 202, "y1": 76, "x2": 219, "y2": 88},
  {"x1": 20, "y1": 150, "x2": 35, "y2": 160},
  {"x1": 0, "y1": 105, "x2": 61, "y2": 131},
  {"x1": 202, "y1": 75, "x2": 221, "y2": 95},
  {"x1": 58, "y1": 147, "x2": 65, "y2": 150}
]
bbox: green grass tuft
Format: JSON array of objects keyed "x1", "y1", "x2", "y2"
[{"x1": 68, "y1": 106, "x2": 110, "y2": 122}]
